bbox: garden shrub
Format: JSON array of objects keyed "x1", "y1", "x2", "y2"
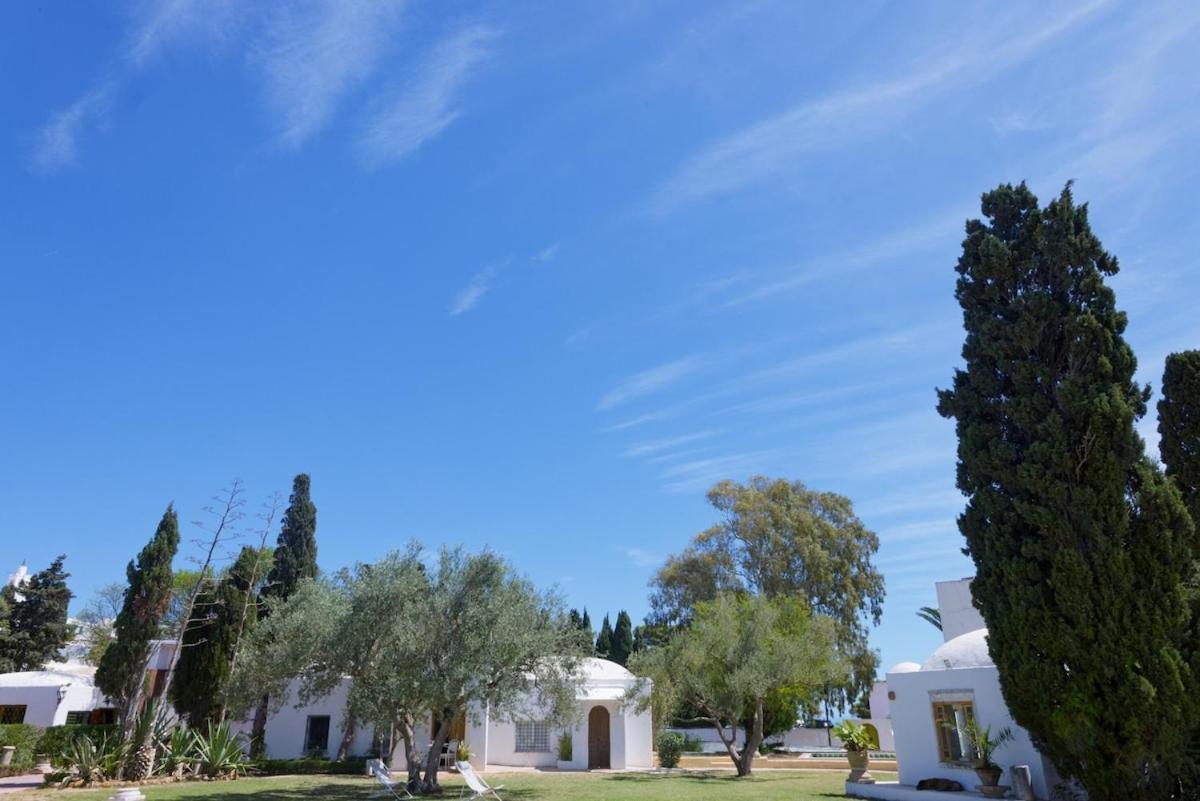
[
  {"x1": 656, "y1": 731, "x2": 685, "y2": 768},
  {"x1": 36, "y1": 724, "x2": 120, "y2": 767},
  {"x1": 0, "y1": 724, "x2": 43, "y2": 776},
  {"x1": 251, "y1": 757, "x2": 368, "y2": 776}
]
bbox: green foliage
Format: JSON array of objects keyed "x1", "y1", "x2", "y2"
[
  {"x1": 630, "y1": 593, "x2": 841, "y2": 777},
  {"x1": 960, "y1": 719, "x2": 1014, "y2": 769},
  {"x1": 831, "y1": 720, "x2": 872, "y2": 753},
  {"x1": 916, "y1": 607, "x2": 941, "y2": 631},
  {"x1": 162, "y1": 570, "x2": 204, "y2": 638},
  {"x1": 58, "y1": 731, "x2": 129, "y2": 786},
  {"x1": 171, "y1": 546, "x2": 265, "y2": 727},
  {"x1": 0, "y1": 724, "x2": 43, "y2": 776},
  {"x1": 648, "y1": 476, "x2": 884, "y2": 712},
  {"x1": 191, "y1": 722, "x2": 250, "y2": 779},
  {"x1": 655, "y1": 731, "x2": 685, "y2": 768},
  {"x1": 250, "y1": 757, "x2": 367, "y2": 776},
  {"x1": 163, "y1": 726, "x2": 196, "y2": 777},
  {"x1": 1160, "y1": 350, "x2": 1200, "y2": 523},
  {"x1": 0, "y1": 556, "x2": 73, "y2": 671},
  {"x1": 36, "y1": 725, "x2": 120, "y2": 767},
  {"x1": 263, "y1": 474, "x2": 319, "y2": 603},
  {"x1": 936, "y1": 183, "x2": 1197, "y2": 801},
  {"x1": 96, "y1": 506, "x2": 180, "y2": 714},
  {"x1": 595, "y1": 614, "x2": 613, "y2": 658},
  {"x1": 610, "y1": 611, "x2": 634, "y2": 666},
  {"x1": 557, "y1": 733, "x2": 572, "y2": 762}
]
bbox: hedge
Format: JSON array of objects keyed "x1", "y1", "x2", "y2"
[
  {"x1": 0, "y1": 724, "x2": 43, "y2": 776},
  {"x1": 251, "y1": 757, "x2": 368, "y2": 776},
  {"x1": 36, "y1": 724, "x2": 120, "y2": 767}
]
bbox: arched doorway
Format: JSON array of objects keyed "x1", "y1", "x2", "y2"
[{"x1": 587, "y1": 706, "x2": 611, "y2": 769}]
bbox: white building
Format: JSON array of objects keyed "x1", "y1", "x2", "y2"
[
  {"x1": 0, "y1": 666, "x2": 114, "y2": 727},
  {"x1": 849, "y1": 578, "x2": 1062, "y2": 801},
  {"x1": 260, "y1": 657, "x2": 653, "y2": 771}
]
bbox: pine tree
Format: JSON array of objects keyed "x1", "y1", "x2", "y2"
[
  {"x1": 937, "y1": 183, "x2": 1197, "y2": 800},
  {"x1": 610, "y1": 610, "x2": 634, "y2": 666},
  {"x1": 96, "y1": 507, "x2": 180, "y2": 717},
  {"x1": 1160, "y1": 351, "x2": 1200, "y2": 522},
  {"x1": 263, "y1": 474, "x2": 318, "y2": 601},
  {"x1": 0, "y1": 556, "x2": 72, "y2": 670},
  {"x1": 595, "y1": 614, "x2": 613, "y2": 658},
  {"x1": 170, "y1": 547, "x2": 260, "y2": 728},
  {"x1": 580, "y1": 608, "x2": 593, "y2": 643}
]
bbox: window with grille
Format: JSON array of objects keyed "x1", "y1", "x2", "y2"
[
  {"x1": 932, "y1": 700, "x2": 976, "y2": 764},
  {"x1": 0, "y1": 705, "x2": 26, "y2": 724},
  {"x1": 66, "y1": 710, "x2": 89, "y2": 725},
  {"x1": 514, "y1": 721, "x2": 550, "y2": 753}
]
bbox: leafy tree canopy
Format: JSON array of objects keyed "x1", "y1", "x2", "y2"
[{"x1": 0, "y1": 555, "x2": 72, "y2": 672}]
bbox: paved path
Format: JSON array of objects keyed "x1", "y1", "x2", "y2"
[{"x1": 0, "y1": 774, "x2": 42, "y2": 794}]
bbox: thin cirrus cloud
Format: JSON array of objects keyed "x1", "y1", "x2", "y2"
[
  {"x1": 595, "y1": 354, "x2": 711, "y2": 412},
  {"x1": 646, "y1": 0, "x2": 1112, "y2": 214},
  {"x1": 448, "y1": 262, "x2": 500, "y2": 316},
  {"x1": 356, "y1": 24, "x2": 497, "y2": 168},
  {"x1": 258, "y1": 0, "x2": 407, "y2": 150}
]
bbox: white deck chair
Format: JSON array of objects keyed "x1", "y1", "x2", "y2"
[
  {"x1": 368, "y1": 758, "x2": 414, "y2": 800},
  {"x1": 456, "y1": 760, "x2": 504, "y2": 801}
]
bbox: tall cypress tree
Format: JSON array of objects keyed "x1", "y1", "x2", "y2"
[
  {"x1": 1160, "y1": 351, "x2": 1200, "y2": 522},
  {"x1": 610, "y1": 610, "x2": 634, "y2": 666},
  {"x1": 96, "y1": 507, "x2": 180, "y2": 716},
  {"x1": 0, "y1": 556, "x2": 72, "y2": 671},
  {"x1": 264, "y1": 474, "x2": 318, "y2": 601},
  {"x1": 937, "y1": 183, "x2": 1196, "y2": 800},
  {"x1": 0, "y1": 591, "x2": 11, "y2": 673},
  {"x1": 580, "y1": 608, "x2": 593, "y2": 643},
  {"x1": 170, "y1": 546, "x2": 260, "y2": 727},
  {"x1": 594, "y1": 614, "x2": 613, "y2": 658}
]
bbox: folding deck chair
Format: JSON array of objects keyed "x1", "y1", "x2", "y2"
[
  {"x1": 367, "y1": 758, "x2": 414, "y2": 800},
  {"x1": 455, "y1": 760, "x2": 504, "y2": 801}
]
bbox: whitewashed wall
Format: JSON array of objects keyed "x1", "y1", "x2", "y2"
[
  {"x1": 887, "y1": 664, "x2": 1057, "y2": 798},
  {"x1": 0, "y1": 675, "x2": 107, "y2": 727}
]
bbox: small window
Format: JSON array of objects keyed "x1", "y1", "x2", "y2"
[
  {"x1": 304, "y1": 715, "x2": 331, "y2": 755},
  {"x1": 515, "y1": 721, "x2": 550, "y2": 753},
  {"x1": 65, "y1": 711, "x2": 90, "y2": 725},
  {"x1": 0, "y1": 705, "x2": 27, "y2": 724},
  {"x1": 90, "y1": 708, "x2": 117, "y2": 725},
  {"x1": 933, "y1": 700, "x2": 976, "y2": 764}
]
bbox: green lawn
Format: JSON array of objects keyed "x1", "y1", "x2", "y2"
[{"x1": 4, "y1": 770, "x2": 897, "y2": 801}]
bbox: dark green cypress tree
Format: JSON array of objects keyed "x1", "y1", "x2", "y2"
[
  {"x1": 610, "y1": 610, "x2": 634, "y2": 666},
  {"x1": 580, "y1": 608, "x2": 593, "y2": 643},
  {"x1": 96, "y1": 507, "x2": 180, "y2": 715},
  {"x1": 0, "y1": 556, "x2": 72, "y2": 671},
  {"x1": 1160, "y1": 351, "x2": 1200, "y2": 522},
  {"x1": 264, "y1": 474, "x2": 318, "y2": 601},
  {"x1": 0, "y1": 591, "x2": 11, "y2": 673},
  {"x1": 937, "y1": 183, "x2": 1196, "y2": 800},
  {"x1": 170, "y1": 546, "x2": 260, "y2": 727},
  {"x1": 594, "y1": 614, "x2": 613, "y2": 658}
]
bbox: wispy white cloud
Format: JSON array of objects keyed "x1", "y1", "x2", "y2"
[
  {"x1": 356, "y1": 23, "x2": 496, "y2": 167},
  {"x1": 615, "y1": 546, "x2": 663, "y2": 568},
  {"x1": 596, "y1": 354, "x2": 711, "y2": 411},
  {"x1": 988, "y1": 109, "x2": 1051, "y2": 135},
  {"x1": 31, "y1": 0, "x2": 237, "y2": 172},
  {"x1": 448, "y1": 262, "x2": 500, "y2": 316},
  {"x1": 647, "y1": 1, "x2": 1111, "y2": 214},
  {"x1": 606, "y1": 412, "x2": 671, "y2": 432},
  {"x1": 622, "y1": 430, "x2": 718, "y2": 458},
  {"x1": 259, "y1": 0, "x2": 406, "y2": 150},
  {"x1": 535, "y1": 244, "x2": 560, "y2": 263},
  {"x1": 659, "y1": 450, "x2": 776, "y2": 494}
]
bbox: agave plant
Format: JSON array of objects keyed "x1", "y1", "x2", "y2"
[
  {"x1": 162, "y1": 726, "x2": 196, "y2": 779},
  {"x1": 192, "y1": 722, "x2": 249, "y2": 779},
  {"x1": 59, "y1": 733, "x2": 129, "y2": 787}
]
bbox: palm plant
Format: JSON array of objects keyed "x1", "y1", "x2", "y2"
[
  {"x1": 962, "y1": 718, "x2": 1014, "y2": 769},
  {"x1": 192, "y1": 722, "x2": 249, "y2": 779},
  {"x1": 832, "y1": 720, "x2": 875, "y2": 752},
  {"x1": 916, "y1": 606, "x2": 942, "y2": 631},
  {"x1": 162, "y1": 726, "x2": 196, "y2": 778}
]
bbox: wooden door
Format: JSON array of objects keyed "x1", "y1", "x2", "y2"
[{"x1": 588, "y1": 706, "x2": 610, "y2": 769}]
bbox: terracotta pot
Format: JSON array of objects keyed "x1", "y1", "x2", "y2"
[{"x1": 975, "y1": 765, "x2": 1003, "y2": 787}]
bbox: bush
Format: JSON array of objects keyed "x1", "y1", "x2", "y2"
[
  {"x1": 0, "y1": 724, "x2": 44, "y2": 776},
  {"x1": 656, "y1": 731, "x2": 685, "y2": 769},
  {"x1": 680, "y1": 732, "x2": 703, "y2": 752},
  {"x1": 557, "y1": 733, "x2": 572, "y2": 762},
  {"x1": 251, "y1": 757, "x2": 367, "y2": 776},
  {"x1": 36, "y1": 725, "x2": 119, "y2": 767}
]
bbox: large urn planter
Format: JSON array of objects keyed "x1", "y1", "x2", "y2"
[
  {"x1": 975, "y1": 765, "x2": 1008, "y2": 798},
  {"x1": 846, "y1": 749, "x2": 874, "y2": 784}
]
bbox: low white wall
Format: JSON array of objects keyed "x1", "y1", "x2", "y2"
[
  {"x1": 622, "y1": 702, "x2": 653, "y2": 768},
  {"x1": 887, "y1": 664, "x2": 1055, "y2": 798}
]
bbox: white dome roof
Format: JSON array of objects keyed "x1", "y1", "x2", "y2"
[
  {"x1": 922, "y1": 628, "x2": 993, "y2": 671},
  {"x1": 581, "y1": 657, "x2": 635, "y2": 681},
  {"x1": 889, "y1": 661, "x2": 922, "y2": 674}
]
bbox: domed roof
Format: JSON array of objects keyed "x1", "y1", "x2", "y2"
[
  {"x1": 889, "y1": 661, "x2": 922, "y2": 674},
  {"x1": 581, "y1": 657, "x2": 635, "y2": 681},
  {"x1": 922, "y1": 628, "x2": 992, "y2": 671}
]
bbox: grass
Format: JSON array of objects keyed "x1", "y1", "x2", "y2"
[{"x1": 2, "y1": 769, "x2": 898, "y2": 801}]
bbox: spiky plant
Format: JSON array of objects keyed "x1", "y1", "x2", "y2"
[
  {"x1": 163, "y1": 726, "x2": 195, "y2": 779},
  {"x1": 125, "y1": 697, "x2": 165, "y2": 781},
  {"x1": 192, "y1": 722, "x2": 249, "y2": 779}
]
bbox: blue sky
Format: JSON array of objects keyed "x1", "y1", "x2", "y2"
[{"x1": 2, "y1": 1, "x2": 1198, "y2": 677}]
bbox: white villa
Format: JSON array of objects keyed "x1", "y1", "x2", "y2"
[
  {"x1": 262, "y1": 657, "x2": 652, "y2": 770},
  {"x1": 849, "y1": 578, "x2": 1061, "y2": 801}
]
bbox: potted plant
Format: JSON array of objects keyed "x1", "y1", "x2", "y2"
[
  {"x1": 556, "y1": 733, "x2": 573, "y2": 770},
  {"x1": 963, "y1": 719, "x2": 1014, "y2": 797},
  {"x1": 832, "y1": 720, "x2": 875, "y2": 784}
]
